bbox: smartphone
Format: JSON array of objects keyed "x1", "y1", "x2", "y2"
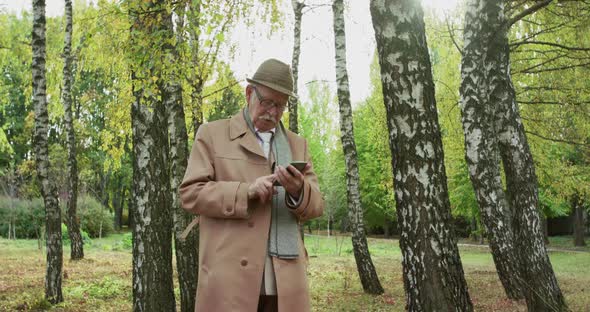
[
  {"x1": 272, "y1": 161, "x2": 308, "y2": 186},
  {"x1": 289, "y1": 161, "x2": 308, "y2": 172}
]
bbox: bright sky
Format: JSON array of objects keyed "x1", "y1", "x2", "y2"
[
  {"x1": 0, "y1": 0, "x2": 460, "y2": 104},
  {"x1": 233, "y1": 0, "x2": 460, "y2": 104}
]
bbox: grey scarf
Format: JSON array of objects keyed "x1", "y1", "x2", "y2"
[{"x1": 243, "y1": 108, "x2": 299, "y2": 259}]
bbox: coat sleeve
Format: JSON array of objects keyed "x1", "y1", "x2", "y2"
[
  {"x1": 179, "y1": 124, "x2": 250, "y2": 219},
  {"x1": 287, "y1": 139, "x2": 324, "y2": 222}
]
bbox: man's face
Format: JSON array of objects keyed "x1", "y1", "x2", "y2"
[{"x1": 246, "y1": 84, "x2": 289, "y2": 132}]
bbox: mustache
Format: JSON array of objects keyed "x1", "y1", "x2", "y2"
[{"x1": 258, "y1": 115, "x2": 277, "y2": 123}]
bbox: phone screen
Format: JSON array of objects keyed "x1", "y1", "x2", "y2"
[{"x1": 290, "y1": 161, "x2": 307, "y2": 172}]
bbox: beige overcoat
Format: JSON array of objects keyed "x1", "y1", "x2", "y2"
[{"x1": 179, "y1": 111, "x2": 324, "y2": 312}]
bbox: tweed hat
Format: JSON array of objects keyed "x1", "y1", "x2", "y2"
[{"x1": 246, "y1": 58, "x2": 298, "y2": 98}]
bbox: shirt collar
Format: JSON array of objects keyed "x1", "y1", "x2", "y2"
[{"x1": 255, "y1": 127, "x2": 275, "y2": 135}]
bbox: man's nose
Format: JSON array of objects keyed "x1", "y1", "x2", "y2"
[{"x1": 267, "y1": 105, "x2": 281, "y2": 114}]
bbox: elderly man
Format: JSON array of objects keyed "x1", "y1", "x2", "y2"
[{"x1": 180, "y1": 58, "x2": 324, "y2": 312}]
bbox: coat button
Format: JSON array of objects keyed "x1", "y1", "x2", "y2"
[{"x1": 240, "y1": 259, "x2": 248, "y2": 266}]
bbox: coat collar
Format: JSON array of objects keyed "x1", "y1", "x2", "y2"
[{"x1": 230, "y1": 110, "x2": 266, "y2": 159}]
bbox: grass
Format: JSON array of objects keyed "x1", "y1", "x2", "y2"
[{"x1": 0, "y1": 234, "x2": 588, "y2": 311}]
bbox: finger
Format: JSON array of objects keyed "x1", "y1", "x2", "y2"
[
  {"x1": 286, "y1": 165, "x2": 304, "y2": 179},
  {"x1": 263, "y1": 179, "x2": 275, "y2": 191},
  {"x1": 264, "y1": 188, "x2": 272, "y2": 202},
  {"x1": 258, "y1": 182, "x2": 270, "y2": 199},
  {"x1": 276, "y1": 166, "x2": 292, "y2": 186},
  {"x1": 264, "y1": 180, "x2": 276, "y2": 200},
  {"x1": 278, "y1": 167, "x2": 301, "y2": 195},
  {"x1": 302, "y1": 163, "x2": 312, "y2": 174},
  {"x1": 256, "y1": 187, "x2": 266, "y2": 202},
  {"x1": 265, "y1": 173, "x2": 277, "y2": 182},
  {"x1": 284, "y1": 166, "x2": 304, "y2": 187}
]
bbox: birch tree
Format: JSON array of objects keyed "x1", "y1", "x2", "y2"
[
  {"x1": 332, "y1": 0, "x2": 383, "y2": 295},
  {"x1": 458, "y1": 0, "x2": 569, "y2": 310},
  {"x1": 62, "y1": 0, "x2": 84, "y2": 260},
  {"x1": 128, "y1": 0, "x2": 175, "y2": 310},
  {"x1": 370, "y1": 0, "x2": 473, "y2": 309},
  {"x1": 289, "y1": 0, "x2": 304, "y2": 133},
  {"x1": 459, "y1": 0, "x2": 521, "y2": 299},
  {"x1": 491, "y1": 2, "x2": 568, "y2": 309},
  {"x1": 165, "y1": 6, "x2": 198, "y2": 312},
  {"x1": 32, "y1": 0, "x2": 63, "y2": 304}
]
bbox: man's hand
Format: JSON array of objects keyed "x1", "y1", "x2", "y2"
[
  {"x1": 275, "y1": 163, "x2": 311, "y2": 199},
  {"x1": 248, "y1": 174, "x2": 277, "y2": 203}
]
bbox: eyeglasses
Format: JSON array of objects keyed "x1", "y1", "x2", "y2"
[{"x1": 252, "y1": 86, "x2": 287, "y2": 111}]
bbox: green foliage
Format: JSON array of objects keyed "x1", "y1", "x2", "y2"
[
  {"x1": 205, "y1": 63, "x2": 245, "y2": 122},
  {"x1": 0, "y1": 13, "x2": 33, "y2": 169},
  {"x1": 509, "y1": 2, "x2": 590, "y2": 214},
  {"x1": 68, "y1": 276, "x2": 126, "y2": 300},
  {"x1": 0, "y1": 128, "x2": 14, "y2": 169},
  {"x1": 353, "y1": 56, "x2": 396, "y2": 233},
  {"x1": 29, "y1": 294, "x2": 52, "y2": 311},
  {"x1": 77, "y1": 195, "x2": 114, "y2": 238},
  {"x1": 120, "y1": 232, "x2": 133, "y2": 250},
  {"x1": 61, "y1": 223, "x2": 92, "y2": 245},
  {"x1": 0, "y1": 195, "x2": 114, "y2": 240},
  {"x1": 299, "y1": 80, "x2": 348, "y2": 232},
  {"x1": 447, "y1": 161, "x2": 479, "y2": 219},
  {"x1": 0, "y1": 196, "x2": 44, "y2": 239}
]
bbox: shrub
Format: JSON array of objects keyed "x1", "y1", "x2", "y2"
[
  {"x1": 61, "y1": 223, "x2": 92, "y2": 245},
  {"x1": 0, "y1": 197, "x2": 44, "y2": 239},
  {"x1": 77, "y1": 196, "x2": 114, "y2": 238},
  {"x1": 1, "y1": 195, "x2": 114, "y2": 239},
  {"x1": 120, "y1": 232, "x2": 133, "y2": 249}
]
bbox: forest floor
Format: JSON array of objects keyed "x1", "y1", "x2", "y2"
[{"x1": 0, "y1": 233, "x2": 588, "y2": 311}]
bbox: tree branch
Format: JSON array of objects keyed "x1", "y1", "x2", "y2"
[
  {"x1": 201, "y1": 79, "x2": 241, "y2": 99},
  {"x1": 526, "y1": 130, "x2": 589, "y2": 146},
  {"x1": 509, "y1": 21, "x2": 567, "y2": 48},
  {"x1": 514, "y1": 53, "x2": 567, "y2": 73},
  {"x1": 445, "y1": 14, "x2": 463, "y2": 55},
  {"x1": 304, "y1": 79, "x2": 332, "y2": 85},
  {"x1": 515, "y1": 61, "x2": 590, "y2": 74},
  {"x1": 506, "y1": 0, "x2": 554, "y2": 29},
  {"x1": 518, "y1": 100, "x2": 590, "y2": 106},
  {"x1": 199, "y1": 2, "x2": 235, "y2": 80},
  {"x1": 302, "y1": 3, "x2": 331, "y2": 14},
  {"x1": 511, "y1": 40, "x2": 590, "y2": 51}
]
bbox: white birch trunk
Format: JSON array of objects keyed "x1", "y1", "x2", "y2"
[
  {"x1": 33, "y1": 0, "x2": 63, "y2": 304},
  {"x1": 333, "y1": 0, "x2": 384, "y2": 295},
  {"x1": 459, "y1": 0, "x2": 522, "y2": 300},
  {"x1": 129, "y1": 1, "x2": 176, "y2": 310},
  {"x1": 370, "y1": 0, "x2": 473, "y2": 310},
  {"x1": 289, "y1": 0, "x2": 304, "y2": 134},
  {"x1": 164, "y1": 9, "x2": 198, "y2": 312},
  {"x1": 490, "y1": 3, "x2": 568, "y2": 308},
  {"x1": 62, "y1": 0, "x2": 84, "y2": 261}
]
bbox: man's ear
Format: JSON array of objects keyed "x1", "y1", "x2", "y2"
[{"x1": 245, "y1": 85, "x2": 253, "y2": 106}]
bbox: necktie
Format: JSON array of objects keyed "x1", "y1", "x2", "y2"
[{"x1": 258, "y1": 132, "x2": 273, "y2": 159}]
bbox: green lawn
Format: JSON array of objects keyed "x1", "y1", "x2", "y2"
[{"x1": 0, "y1": 234, "x2": 588, "y2": 311}]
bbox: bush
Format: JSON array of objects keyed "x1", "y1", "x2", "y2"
[
  {"x1": 120, "y1": 232, "x2": 133, "y2": 249},
  {"x1": 1, "y1": 195, "x2": 114, "y2": 239},
  {"x1": 61, "y1": 223, "x2": 92, "y2": 245},
  {"x1": 0, "y1": 197, "x2": 44, "y2": 239},
  {"x1": 77, "y1": 196, "x2": 114, "y2": 238}
]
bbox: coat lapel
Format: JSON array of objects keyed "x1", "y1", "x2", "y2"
[{"x1": 230, "y1": 111, "x2": 266, "y2": 159}]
